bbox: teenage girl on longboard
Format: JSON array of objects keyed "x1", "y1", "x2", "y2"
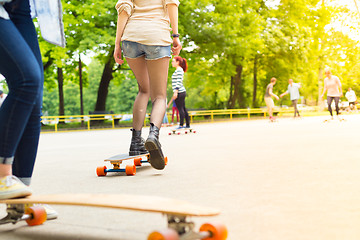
[{"x1": 114, "y1": 0, "x2": 182, "y2": 170}]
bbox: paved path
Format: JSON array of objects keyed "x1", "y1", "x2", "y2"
[{"x1": 1, "y1": 114, "x2": 360, "y2": 239}]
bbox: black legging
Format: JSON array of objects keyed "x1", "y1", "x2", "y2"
[
  {"x1": 327, "y1": 96, "x2": 340, "y2": 116},
  {"x1": 174, "y1": 92, "x2": 190, "y2": 127}
]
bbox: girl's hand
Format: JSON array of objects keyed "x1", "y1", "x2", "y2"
[
  {"x1": 114, "y1": 46, "x2": 124, "y2": 65},
  {"x1": 171, "y1": 37, "x2": 182, "y2": 56},
  {"x1": 173, "y1": 92, "x2": 178, "y2": 100}
]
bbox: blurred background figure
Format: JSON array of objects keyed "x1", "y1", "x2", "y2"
[
  {"x1": 264, "y1": 77, "x2": 279, "y2": 121},
  {"x1": 321, "y1": 68, "x2": 343, "y2": 120},
  {"x1": 345, "y1": 87, "x2": 357, "y2": 112},
  {"x1": 280, "y1": 79, "x2": 301, "y2": 118}
]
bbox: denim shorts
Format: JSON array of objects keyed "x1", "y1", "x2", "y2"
[{"x1": 122, "y1": 40, "x2": 171, "y2": 60}]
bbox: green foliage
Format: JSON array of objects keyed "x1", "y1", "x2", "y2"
[{"x1": 38, "y1": 0, "x2": 360, "y2": 116}]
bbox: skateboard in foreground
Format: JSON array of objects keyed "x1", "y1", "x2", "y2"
[
  {"x1": 97, "y1": 153, "x2": 168, "y2": 177},
  {"x1": 0, "y1": 193, "x2": 227, "y2": 240},
  {"x1": 169, "y1": 127, "x2": 196, "y2": 135}
]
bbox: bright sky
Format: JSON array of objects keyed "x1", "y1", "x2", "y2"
[
  {"x1": 266, "y1": 0, "x2": 360, "y2": 41},
  {"x1": 327, "y1": 0, "x2": 360, "y2": 41}
]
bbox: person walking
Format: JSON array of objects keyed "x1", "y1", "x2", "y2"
[
  {"x1": 114, "y1": 0, "x2": 181, "y2": 170},
  {"x1": 170, "y1": 56, "x2": 190, "y2": 129},
  {"x1": 321, "y1": 68, "x2": 343, "y2": 120},
  {"x1": 280, "y1": 79, "x2": 301, "y2": 118},
  {"x1": 264, "y1": 77, "x2": 279, "y2": 121}
]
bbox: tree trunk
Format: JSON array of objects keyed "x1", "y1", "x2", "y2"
[
  {"x1": 228, "y1": 76, "x2": 235, "y2": 108},
  {"x1": 43, "y1": 59, "x2": 53, "y2": 71},
  {"x1": 94, "y1": 52, "x2": 115, "y2": 112},
  {"x1": 227, "y1": 65, "x2": 243, "y2": 109},
  {"x1": 253, "y1": 55, "x2": 258, "y2": 108},
  {"x1": 57, "y1": 67, "x2": 65, "y2": 123},
  {"x1": 79, "y1": 54, "x2": 84, "y2": 116},
  {"x1": 235, "y1": 65, "x2": 243, "y2": 107},
  {"x1": 318, "y1": 64, "x2": 323, "y2": 106}
]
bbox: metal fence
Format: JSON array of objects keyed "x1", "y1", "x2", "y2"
[{"x1": 41, "y1": 106, "x2": 329, "y2": 133}]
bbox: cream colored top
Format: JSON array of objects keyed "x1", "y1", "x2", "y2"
[
  {"x1": 115, "y1": 0, "x2": 180, "y2": 46},
  {"x1": 324, "y1": 75, "x2": 341, "y2": 97}
]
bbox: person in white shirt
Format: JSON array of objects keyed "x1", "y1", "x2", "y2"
[
  {"x1": 345, "y1": 88, "x2": 357, "y2": 111},
  {"x1": 0, "y1": 90, "x2": 7, "y2": 108},
  {"x1": 280, "y1": 79, "x2": 301, "y2": 118}
]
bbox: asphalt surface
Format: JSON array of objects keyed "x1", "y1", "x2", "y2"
[{"x1": 1, "y1": 114, "x2": 360, "y2": 239}]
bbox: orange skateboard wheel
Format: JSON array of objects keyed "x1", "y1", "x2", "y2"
[
  {"x1": 96, "y1": 166, "x2": 107, "y2": 176},
  {"x1": 125, "y1": 165, "x2": 136, "y2": 176},
  {"x1": 164, "y1": 156, "x2": 168, "y2": 165},
  {"x1": 134, "y1": 157, "x2": 142, "y2": 166},
  {"x1": 148, "y1": 229, "x2": 179, "y2": 240},
  {"x1": 199, "y1": 222, "x2": 228, "y2": 240},
  {"x1": 25, "y1": 206, "x2": 47, "y2": 226}
]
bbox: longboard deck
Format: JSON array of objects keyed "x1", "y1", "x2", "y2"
[
  {"x1": 0, "y1": 193, "x2": 219, "y2": 217},
  {"x1": 105, "y1": 153, "x2": 149, "y2": 162},
  {"x1": 0, "y1": 194, "x2": 227, "y2": 239}
]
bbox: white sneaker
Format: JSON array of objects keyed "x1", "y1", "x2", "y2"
[
  {"x1": 0, "y1": 175, "x2": 32, "y2": 200},
  {"x1": 31, "y1": 204, "x2": 58, "y2": 220}
]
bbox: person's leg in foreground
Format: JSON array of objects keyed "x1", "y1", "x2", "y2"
[
  {"x1": 127, "y1": 56, "x2": 150, "y2": 157},
  {"x1": 0, "y1": 0, "x2": 42, "y2": 199}
]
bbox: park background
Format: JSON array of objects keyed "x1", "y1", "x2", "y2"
[{"x1": 1, "y1": 0, "x2": 360, "y2": 118}]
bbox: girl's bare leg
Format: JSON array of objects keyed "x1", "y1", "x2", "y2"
[
  {"x1": 145, "y1": 57, "x2": 170, "y2": 127},
  {"x1": 126, "y1": 57, "x2": 150, "y2": 130},
  {"x1": 141, "y1": 57, "x2": 170, "y2": 170}
]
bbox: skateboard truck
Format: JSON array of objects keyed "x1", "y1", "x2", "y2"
[
  {"x1": 0, "y1": 204, "x2": 47, "y2": 226},
  {"x1": 148, "y1": 214, "x2": 225, "y2": 240},
  {"x1": 0, "y1": 204, "x2": 25, "y2": 225},
  {"x1": 167, "y1": 214, "x2": 195, "y2": 235},
  {"x1": 97, "y1": 163, "x2": 136, "y2": 176}
]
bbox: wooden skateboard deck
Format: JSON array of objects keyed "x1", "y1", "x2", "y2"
[
  {"x1": 0, "y1": 193, "x2": 227, "y2": 239},
  {"x1": 169, "y1": 128, "x2": 196, "y2": 135},
  {"x1": 97, "y1": 153, "x2": 168, "y2": 177}
]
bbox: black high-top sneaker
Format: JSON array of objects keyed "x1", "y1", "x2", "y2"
[
  {"x1": 145, "y1": 123, "x2": 165, "y2": 170},
  {"x1": 129, "y1": 129, "x2": 148, "y2": 156}
]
